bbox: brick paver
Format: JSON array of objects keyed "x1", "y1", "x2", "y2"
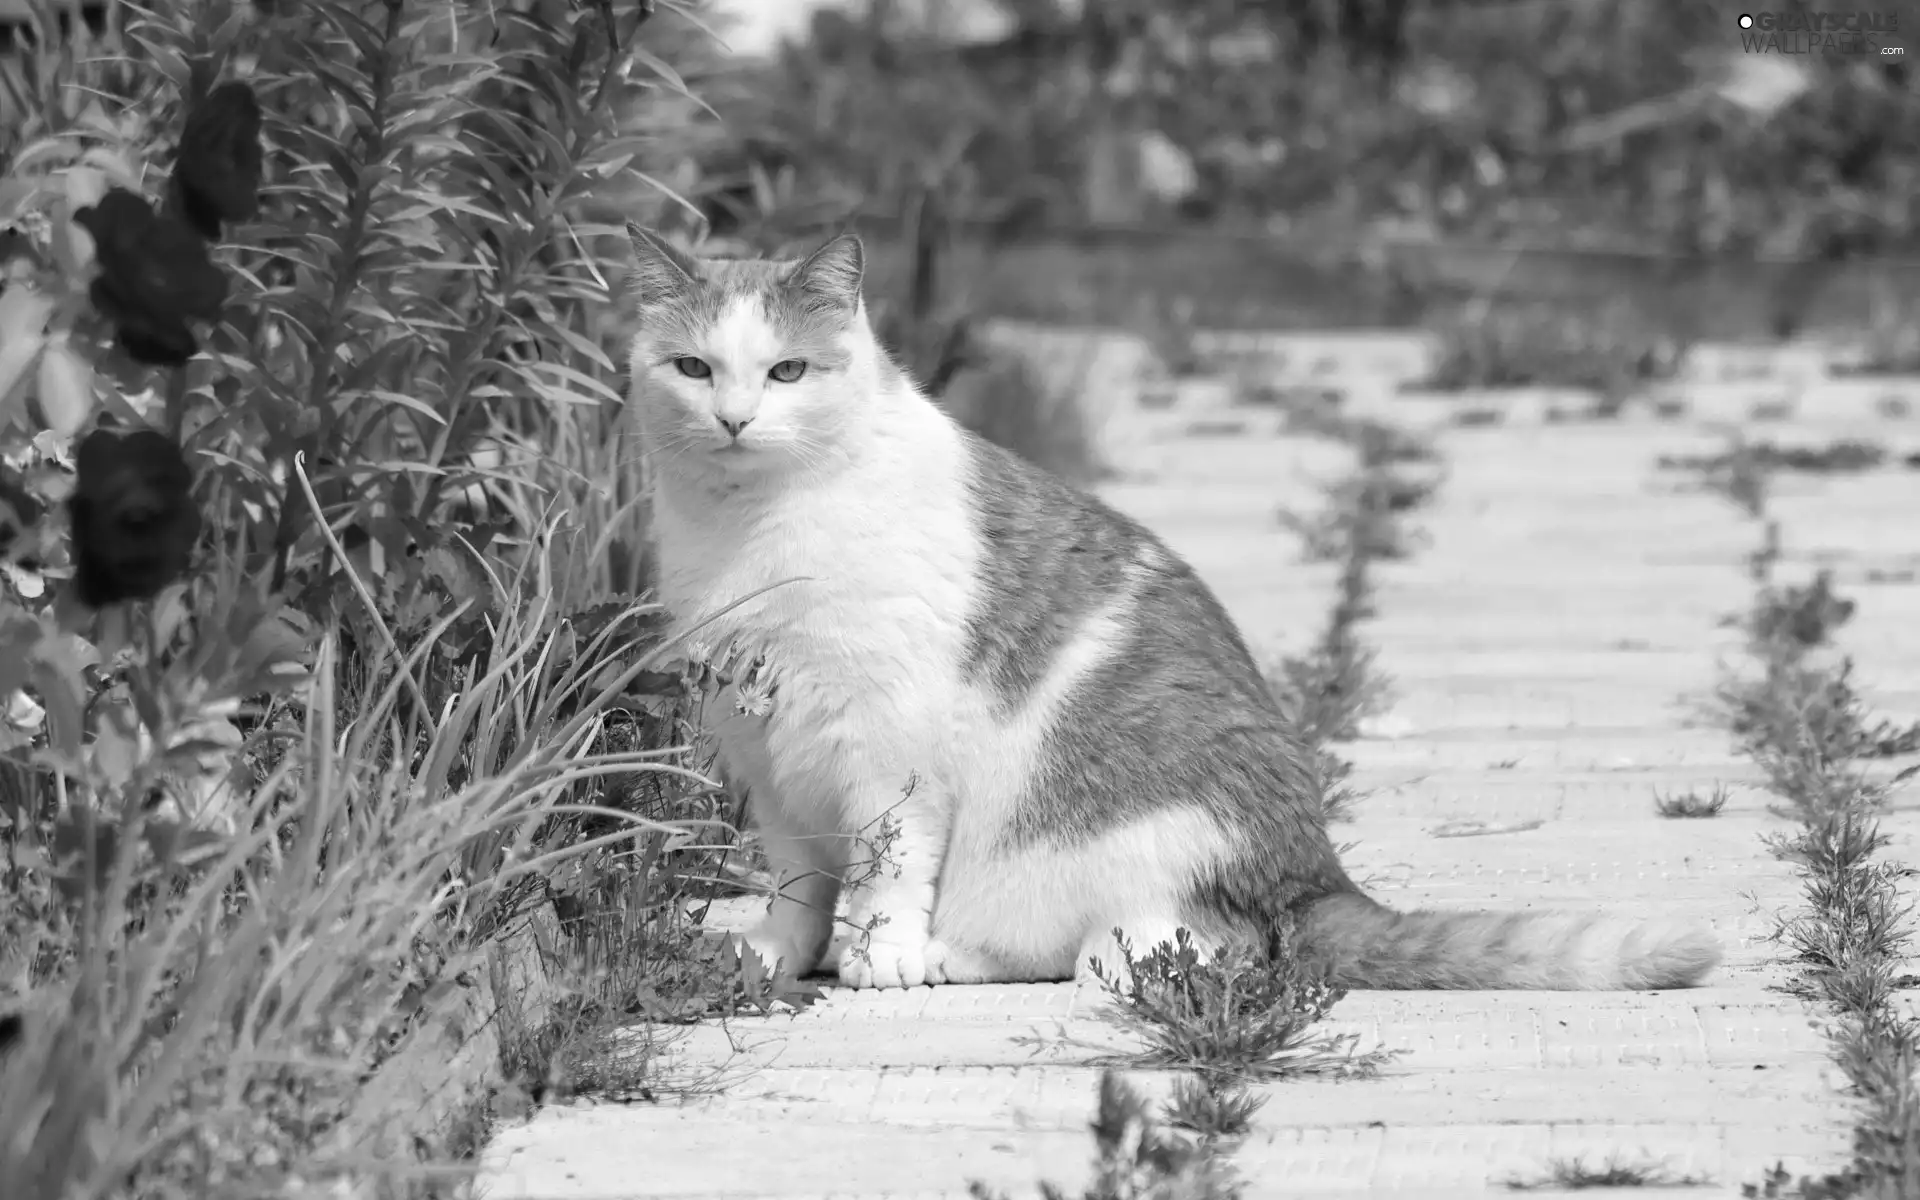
[{"x1": 477, "y1": 339, "x2": 1920, "y2": 1200}]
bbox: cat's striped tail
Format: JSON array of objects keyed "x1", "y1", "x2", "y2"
[{"x1": 1301, "y1": 892, "x2": 1722, "y2": 990}]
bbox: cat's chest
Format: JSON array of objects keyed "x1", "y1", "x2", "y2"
[{"x1": 650, "y1": 477, "x2": 976, "y2": 673}]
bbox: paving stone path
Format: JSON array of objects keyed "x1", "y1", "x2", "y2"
[{"x1": 478, "y1": 338, "x2": 1920, "y2": 1200}]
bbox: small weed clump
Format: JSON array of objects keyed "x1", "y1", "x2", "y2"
[
  {"x1": 1507, "y1": 1154, "x2": 1711, "y2": 1190},
  {"x1": 1090, "y1": 927, "x2": 1396, "y2": 1082},
  {"x1": 1654, "y1": 783, "x2": 1731, "y2": 819}
]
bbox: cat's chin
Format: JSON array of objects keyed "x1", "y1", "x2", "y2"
[
  {"x1": 704, "y1": 438, "x2": 814, "y2": 473},
  {"x1": 708, "y1": 441, "x2": 778, "y2": 466}
]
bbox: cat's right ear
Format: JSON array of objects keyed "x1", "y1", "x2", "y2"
[
  {"x1": 788, "y1": 233, "x2": 864, "y2": 309},
  {"x1": 625, "y1": 223, "x2": 699, "y2": 306}
]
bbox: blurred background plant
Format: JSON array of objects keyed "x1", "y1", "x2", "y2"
[{"x1": 701, "y1": 0, "x2": 1919, "y2": 392}]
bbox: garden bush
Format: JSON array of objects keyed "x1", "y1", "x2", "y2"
[{"x1": 0, "y1": 1, "x2": 766, "y2": 1195}]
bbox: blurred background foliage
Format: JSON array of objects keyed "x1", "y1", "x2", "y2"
[
  {"x1": 682, "y1": 0, "x2": 1919, "y2": 362},
  {"x1": 700, "y1": 0, "x2": 1916, "y2": 256}
]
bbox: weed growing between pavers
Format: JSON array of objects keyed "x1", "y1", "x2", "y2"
[
  {"x1": 1277, "y1": 474, "x2": 1433, "y2": 562},
  {"x1": 1654, "y1": 783, "x2": 1731, "y2": 818},
  {"x1": 1505, "y1": 1154, "x2": 1712, "y2": 1190},
  {"x1": 1713, "y1": 577, "x2": 1920, "y2": 812},
  {"x1": 1269, "y1": 418, "x2": 1437, "y2": 822},
  {"x1": 1697, "y1": 476, "x2": 1920, "y2": 1198},
  {"x1": 1660, "y1": 439, "x2": 1895, "y2": 479},
  {"x1": 970, "y1": 1071, "x2": 1242, "y2": 1200},
  {"x1": 1735, "y1": 571, "x2": 1857, "y2": 652},
  {"x1": 1161, "y1": 1074, "x2": 1267, "y2": 1141},
  {"x1": 1662, "y1": 434, "x2": 1772, "y2": 521},
  {"x1": 1088, "y1": 927, "x2": 1397, "y2": 1082}
]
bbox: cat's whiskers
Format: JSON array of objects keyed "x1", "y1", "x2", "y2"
[
  {"x1": 639, "y1": 425, "x2": 707, "y2": 468},
  {"x1": 784, "y1": 430, "x2": 835, "y2": 473}
]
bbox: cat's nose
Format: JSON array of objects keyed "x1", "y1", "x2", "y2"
[{"x1": 717, "y1": 415, "x2": 752, "y2": 438}]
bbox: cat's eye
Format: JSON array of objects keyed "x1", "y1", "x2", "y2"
[
  {"x1": 768, "y1": 359, "x2": 808, "y2": 384},
  {"x1": 673, "y1": 356, "x2": 712, "y2": 380}
]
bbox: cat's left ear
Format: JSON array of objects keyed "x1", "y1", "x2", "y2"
[
  {"x1": 625, "y1": 222, "x2": 699, "y2": 306},
  {"x1": 787, "y1": 234, "x2": 864, "y2": 308}
]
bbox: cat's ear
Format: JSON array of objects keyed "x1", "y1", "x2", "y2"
[
  {"x1": 625, "y1": 222, "x2": 699, "y2": 305},
  {"x1": 787, "y1": 233, "x2": 864, "y2": 308}
]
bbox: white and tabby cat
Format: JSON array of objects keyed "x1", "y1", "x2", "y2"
[{"x1": 622, "y1": 225, "x2": 1722, "y2": 992}]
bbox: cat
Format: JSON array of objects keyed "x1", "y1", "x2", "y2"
[{"x1": 621, "y1": 224, "x2": 1723, "y2": 992}]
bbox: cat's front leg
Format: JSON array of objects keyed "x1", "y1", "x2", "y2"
[
  {"x1": 836, "y1": 780, "x2": 947, "y2": 989},
  {"x1": 741, "y1": 803, "x2": 846, "y2": 980}
]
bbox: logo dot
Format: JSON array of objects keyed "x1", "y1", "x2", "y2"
[{"x1": 1738, "y1": 13, "x2": 1754, "y2": 27}]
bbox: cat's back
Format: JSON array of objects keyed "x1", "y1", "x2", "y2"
[
  {"x1": 944, "y1": 426, "x2": 1318, "y2": 857},
  {"x1": 952, "y1": 427, "x2": 1274, "y2": 712}
]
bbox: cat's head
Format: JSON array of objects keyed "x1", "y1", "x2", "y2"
[{"x1": 622, "y1": 225, "x2": 877, "y2": 472}]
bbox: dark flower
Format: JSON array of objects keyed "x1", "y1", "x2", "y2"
[
  {"x1": 67, "y1": 428, "x2": 201, "y2": 607},
  {"x1": 170, "y1": 80, "x2": 264, "y2": 241},
  {"x1": 0, "y1": 470, "x2": 42, "y2": 560},
  {"x1": 0, "y1": 468, "x2": 40, "y2": 526},
  {"x1": 72, "y1": 189, "x2": 229, "y2": 366}
]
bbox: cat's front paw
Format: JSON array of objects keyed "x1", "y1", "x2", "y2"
[{"x1": 837, "y1": 933, "x2": 936, "y2": 989}]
